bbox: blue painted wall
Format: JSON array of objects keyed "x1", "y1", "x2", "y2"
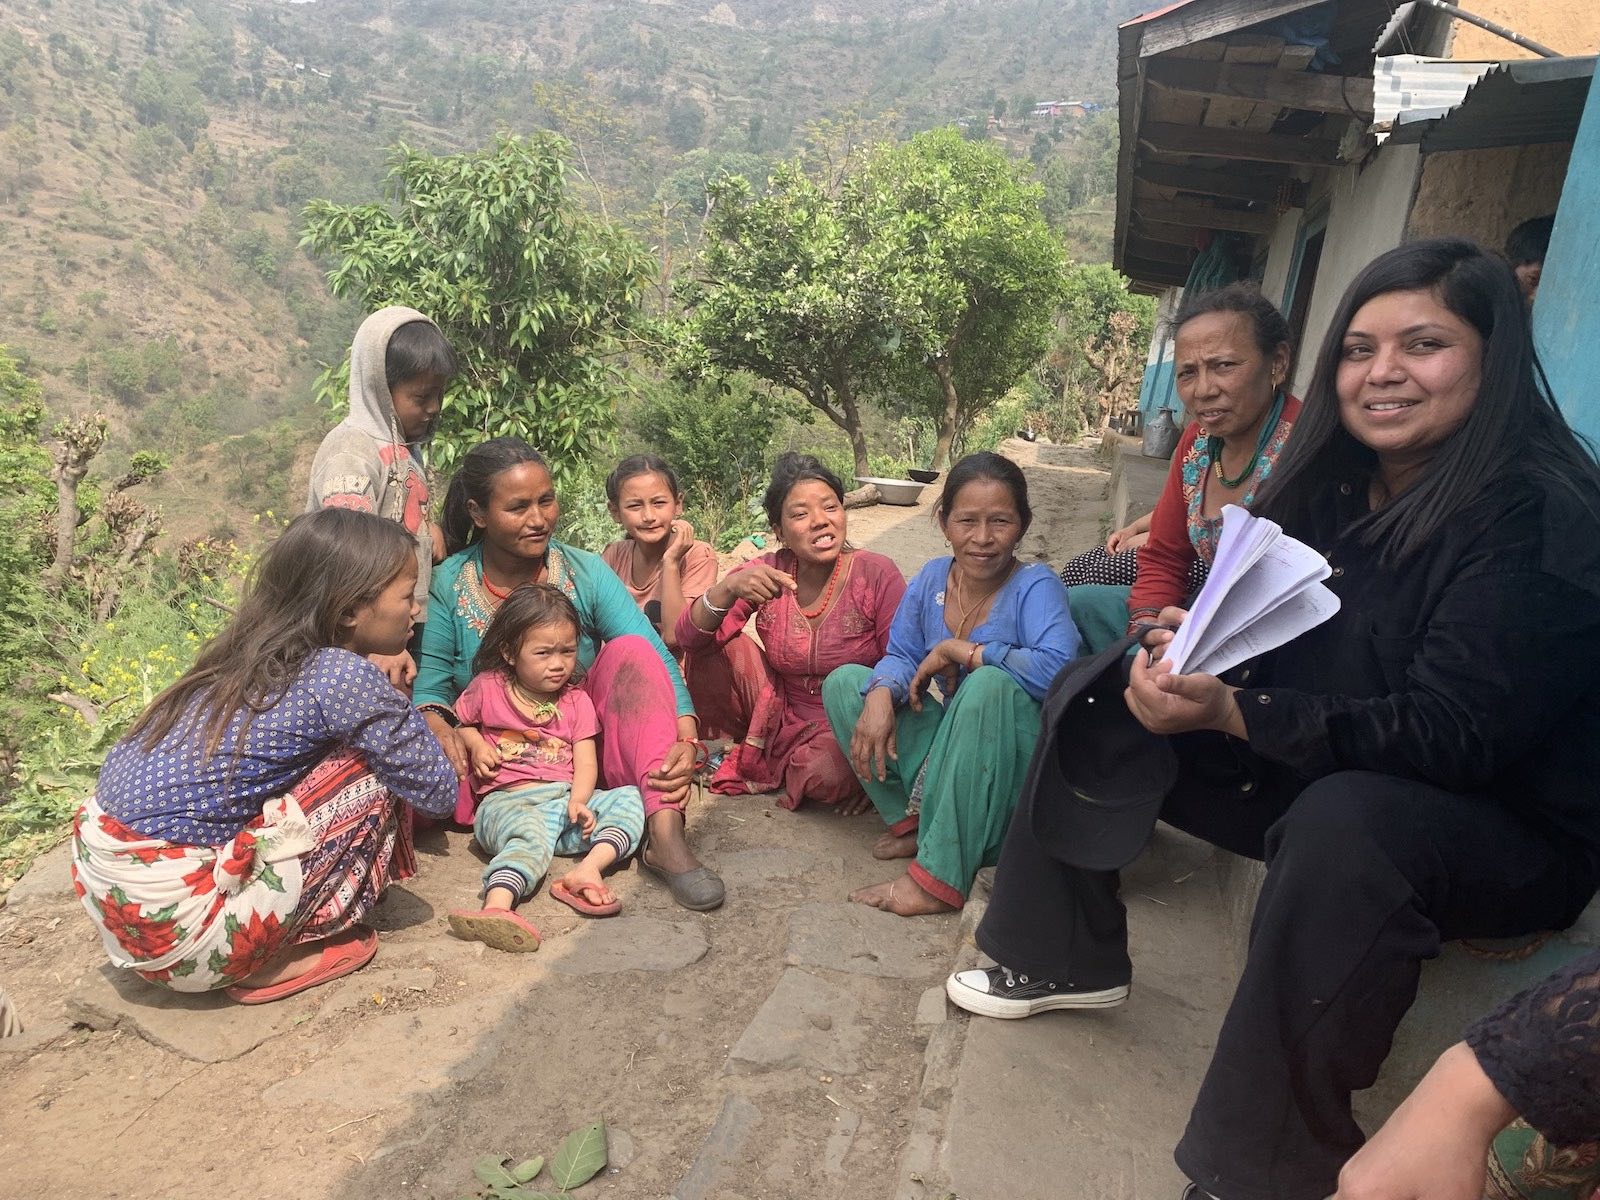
[{"x1": 1535, "y1": 77, "x2": 1600, "y2": 446}]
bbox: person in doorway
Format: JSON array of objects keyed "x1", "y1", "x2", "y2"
[
  {"x1": 1505, "y1": 214, "x2": 1554, "y2": 308},
  {"x1": 947, "y1": 239, "x2": 1600, "y2": 1200}
]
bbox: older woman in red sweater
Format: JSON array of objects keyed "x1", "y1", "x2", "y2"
[{"x1": 1127, "y1": 283, "x2": 1301, "y2": 633}]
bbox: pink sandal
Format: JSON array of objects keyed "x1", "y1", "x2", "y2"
[
  {"x1": 447, "y1": 907, "x2": 542, "y2": 952},
  {"x1": 225, "y1": 926, "x2": 379, "y2": 1005},
  {"x1": 550, "y1": 878, "x2": 621, "y2": 918}
]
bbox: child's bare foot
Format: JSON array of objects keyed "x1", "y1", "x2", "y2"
[
  {"x1": 872, "y1": 831, "x2": 918, "y2": 860},
  {"x1": 849, "y1": 874, "x2": 957, "y2": 917},
  {"x1": 551, "y1": 871, "x2": 620, "y2": 916}
]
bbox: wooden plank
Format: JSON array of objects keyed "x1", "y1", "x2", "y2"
[
  {"x1": 1146, "y1": 58, "x2": 1376, "y2": 118},
  {"x1": 1136, "y1": 199, "x2": 1276, "y2": 234},
  {"x1": 1203, "y1": 36, "x2": 1285, "y2": 132},
  {"x1": 1126, "y1": 236, "x2": 1196, "y2": 266},
  {"x1": 1138, "y1": 0, "x2": 1328, "y2": 58},
  {"x1": 1136, "y1": 162, "x2": 1295, "y2": 205},
  {"x1": 1123, "y1": 255, "x2": 1193, "y2": 287},
  {"x1": 1240, "y1": 44, "x2": 1320, "y2": 134},
  {"x1": 1143, "y1": 34, "x2": 1229, "y2": 126},
  {"x1": 1133, "y1": 218, "x2": 1208, "y2": 247},
  {"x1": 1140, "y1": 121, "x2": 1341, "y2": 166}
]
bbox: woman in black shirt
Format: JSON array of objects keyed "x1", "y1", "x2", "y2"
[{"x1": 948, "y1": 239, "x2": 1600, "y2": 1200}]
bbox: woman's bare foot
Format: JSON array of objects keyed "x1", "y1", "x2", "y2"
[
  {"x1": 872, "y1": 831, "x2": 918, "y2": 860},
  {"x1": 849, "y1": 874, "x2": 957, "y2": 917}
]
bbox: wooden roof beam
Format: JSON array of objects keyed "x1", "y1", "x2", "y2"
[
  {"x1": 1136, "y1": 198, "x2": 1276, "y2": 235},
  {"x1": 1140, "y1": 121, "x2": 1341, "y2": 166},
  {"x1": 1136, "y1": 161, "x2": 1304, "y2": 207},
  {"x1": 1122, "y1": 256, "x2": 1193, "y2": 287},
  {"x1": 1137, "y1": 0, "x2": 1330, "y2": 58},
  {"x1": 1125, "y1": 236, "x2": 1196, "y2": 267},
  {"x1": 1147, "y1": 58, "x2": 1375, "y2": 119}
]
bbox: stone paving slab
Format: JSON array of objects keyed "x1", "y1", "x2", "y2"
[
  {"x1": 714, "y1": 847, "x2": 843, "y2": 890},
  {"x1": 785, "y1": 900, "x2": 953, "y2": 979},
  {"x1": 674, "y1": 1093, "x2": 761, "y2": 1200},
  {"x1": 6, "y1": 841, "x2": 76, "y2": 908},
  {"x1": 725, "y1": 967, "x2": 867, "y2": 1076},
  {"x1": 262, "y1": 1000, "x2": 506, "y2": 1110},
  {"x1": 908, "y1": 834, "x2": 1235, "y2": 1200},
  {"x1": 544, "y1": 916, "x2": 709, "y2": 975},
  {"x1": 64, "y1": 963, "x2": 309, "y2": 1063}
]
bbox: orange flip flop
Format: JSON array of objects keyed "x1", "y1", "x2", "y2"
[
  {"x1": 447, "y1": 907, "x2": 542, "y2": 952},
  {"x1": 550, "y1": 878, "x2": 621, "y2": 918},
  {"x1": 225, "y1": 925, "x2": 379, "y2": 1005}
]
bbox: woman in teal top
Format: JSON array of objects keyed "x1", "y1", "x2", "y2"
[{"x1": 414, "y1": 438, "x2": 723, "y2": 911}]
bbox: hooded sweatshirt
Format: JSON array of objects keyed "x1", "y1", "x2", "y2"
[{"x1": 306, "y1": 306, "x2": 441, "y2": 611}]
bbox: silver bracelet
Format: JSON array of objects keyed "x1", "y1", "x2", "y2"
[{"x1": 700, "y1": 592, "x2": 730, "y2": 618}]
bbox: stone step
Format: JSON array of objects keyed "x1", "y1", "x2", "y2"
[{"x1": 899, "y1": 830, "x2": 1232, "y2": 1200}]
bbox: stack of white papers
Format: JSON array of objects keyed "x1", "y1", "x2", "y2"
[{"x1": 1160, "y1": 505, "x2": 1341, "y2": 677}]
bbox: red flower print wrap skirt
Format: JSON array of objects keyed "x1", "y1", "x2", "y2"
[{"x1": 71, "y1": 753, "x2": 405, "y2": 992}]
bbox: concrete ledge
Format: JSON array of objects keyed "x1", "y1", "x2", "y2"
[
  {"x1": 1108, "y1": 438, "x2": 1172, "y2": 530},
  {"x1": 1215, "y1": 849, "x2": 1600, "y2": 1126}
]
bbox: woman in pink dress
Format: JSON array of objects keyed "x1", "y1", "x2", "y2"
[{"x1": 676, "y1": 454, "x2": 906, "y2": 813}]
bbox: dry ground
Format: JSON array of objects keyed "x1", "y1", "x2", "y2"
[{"x1": 0, "y1": 440, "x2": 1110, "y2": 1200}]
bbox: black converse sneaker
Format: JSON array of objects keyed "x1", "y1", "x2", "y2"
[{"x1": 944, "y1": 964, "x2": 1130, "y2": 1019}]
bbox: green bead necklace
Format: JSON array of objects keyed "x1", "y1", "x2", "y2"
[{"x1": 1209, "y1": 389, "x2": 1286, "y2": 490}]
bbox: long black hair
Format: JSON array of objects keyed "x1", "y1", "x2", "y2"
[
  {"x1": 440, "y1": 437, "x2": 549, "y2": 554},
  {"x1": 1255, "y1": 237, "x2": 1600, "y2": 564},
  {"x1": 129, "y1": 509, "x2": 415, "y2": 757}
]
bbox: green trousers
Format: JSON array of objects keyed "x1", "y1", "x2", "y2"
[{"x1": 821, "y1": 664, "x2": 1043, "y2": 906}]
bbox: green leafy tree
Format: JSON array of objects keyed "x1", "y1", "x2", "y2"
[
  {"x1": 863, "y1": 128, "x2": 1068, "y2": 469},
  {"x1": 674, "y1": 164, "x2": 890, "y2": 477},
  {"x1": 632, "y1": 375, "x2": 797, "y2": 509},
  {"x1": 1039, "y1": 262, "x2": 1157, "y2": 434},
  {"x1": 301, "y1": 134, "x2": 655, "y2": 474}
]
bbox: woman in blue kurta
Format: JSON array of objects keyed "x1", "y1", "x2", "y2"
[
  {"x1": 822, "y1": 453, "x2": 1081, "y2": 916},
  {"x1": 413, "y1": 438, "x2": 723, "y2": 912}
]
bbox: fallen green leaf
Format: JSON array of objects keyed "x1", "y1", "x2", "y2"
[
  {"x1": 550, "y1": 1121, "x2": 608, "y2": 1190},
  {"x1": 511, "y1": 1157, "x2": 545, "y2": 1183},
  {"x1": 472, "y1": 1154, "x2": 517, "y2": 1188}
]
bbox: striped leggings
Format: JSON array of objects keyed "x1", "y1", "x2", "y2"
[{"x1": 473, "y1": 780, "x2": 645, "y2": 899}]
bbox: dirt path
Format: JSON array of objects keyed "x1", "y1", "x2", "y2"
[{"x1": 0, "y1": 440, "x2": 1111, "y2": 1200}]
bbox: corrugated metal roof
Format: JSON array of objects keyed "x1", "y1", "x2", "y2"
[
  {"x1": 1386, "y1": 55, "x2": 1596, "y2": 151},
  {"x1": 1372, "y1": 55, "x2": 1494, "y2": 141}
]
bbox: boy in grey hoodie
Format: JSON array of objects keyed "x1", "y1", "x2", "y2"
[{"x1": 307, "y1": 306, "x2": 458, "y2": 687}]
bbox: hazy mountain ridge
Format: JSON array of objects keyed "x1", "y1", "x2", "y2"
[{"x1": 0, "y1": 0, "x2": 1143, "y2": 532}]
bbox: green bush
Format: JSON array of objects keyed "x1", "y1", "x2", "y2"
[{"x1": 631, "y1": 374, "x2": 800, "y2": 511}]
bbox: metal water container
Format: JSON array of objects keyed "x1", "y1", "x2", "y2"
[{"x1": 1142, "y1": 408, "x2": 1181, "y2": 459}]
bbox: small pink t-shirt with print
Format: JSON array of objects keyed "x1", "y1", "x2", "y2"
[{"x1": 454, "y1": 672, "x2": 597, "y2": 797}]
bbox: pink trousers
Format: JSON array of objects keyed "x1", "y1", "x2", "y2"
[{"x1": 582, "y1": 635, "x2": 686, "y2": 819}]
